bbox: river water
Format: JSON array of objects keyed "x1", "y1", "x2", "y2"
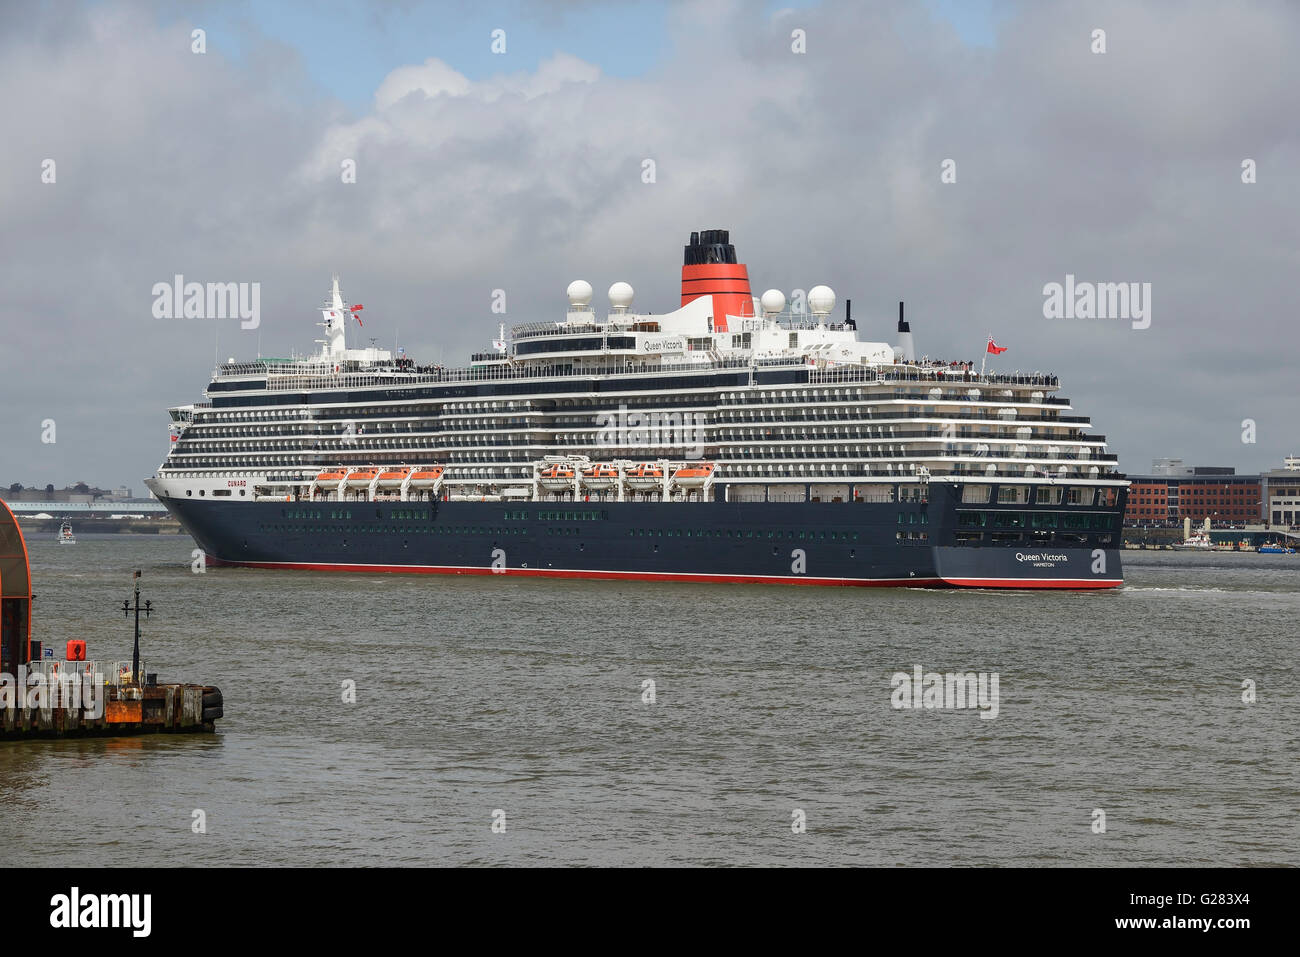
[{"x1": 2, "y1": 536, "x2": 1296, "y2": 866}]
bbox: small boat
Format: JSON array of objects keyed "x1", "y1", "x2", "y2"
[
  {"x1": 625, "y1": 463, "x2": 665, "y2": 491},
  {"x1": 407, "y1": 466, "x2": 445, "y2": 487},
  {"x1": 537, "y1": 463, "x2": 577, "y2": 491},
  {"x1": 672, "y1": 463, "x2": 716, "y2": 488},
  {"x1": 343, "y1": 468, "x2": 379, "y2": 488},
  {"x1": 316, "y1": 469, "x2": 348, "y2": 483},
  {"x1": 1172, "y1": 530, "x2": 1213, "y2": 550},
  {"x1": 374, "y1": 468, "x2": 413, "y2": 488},
  {"x1": 1258, "y1": 542, "x2": 1297, "y2": 554},
  {"x1": 581, "y1": 463, "x2": 620, "y2": 490},
  {"x1": 57, "y1": 521, "x2": 76, "y2": 545}
]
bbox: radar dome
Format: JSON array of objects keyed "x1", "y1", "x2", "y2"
[
  {"x1": 808, "y1": 284, "x2": 836, "y2": 317},
  {"x1": 608, "y1": 281, "x2": 634, "y2": 311},
  {"x1": 566, "y1": 280, "x2": 593, "y2": 307},
  {"x1": 760, "y1": 289, "x2": 786, "y2": 315}
]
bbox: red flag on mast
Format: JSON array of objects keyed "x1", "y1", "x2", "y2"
[
  {"x1": 350, "y1": 304, "x2": 364, "y2": 327},
  {"x1": 986, "y1": 337, "x2": 1008, "y2": 355}
]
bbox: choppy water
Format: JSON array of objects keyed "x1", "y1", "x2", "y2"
[{"x1": 2, "y1": 536, "x2": 1296, "y2": 866}]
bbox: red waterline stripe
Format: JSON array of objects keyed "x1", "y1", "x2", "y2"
[
  {"x1": 202, "y1": 558, "x2": 1121, "y2": 589},
  {"x1": 940, "y1": 577, "x2": 1122, "y2": 589}
]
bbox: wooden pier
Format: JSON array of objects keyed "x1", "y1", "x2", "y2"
[
  {"x1": 1, "y1": 671, "x2": 222, "y2": 740},
  {"x1": 1, "y1": 497, "x2": 223, "y2": 740}
]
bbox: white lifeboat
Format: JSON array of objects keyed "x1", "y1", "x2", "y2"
[
  {"x1": 374, "y1": 467, "x2": 412, "y2": 488},
  {"x1": 581, "y1": 463, "x2": 619, "y2": 490},
  {"x1": 624, "y1": 463, "x2": 664, "y2": 491},
  {"x1": 538, "y1": 463, "x2": 576, "y2": 491},
  {"x1": 344, "y1": 468, "x2": 379, "y2": 488},
  {"x1": 672, "y1": 463, "x2": 715, "y2": 488},
  {"x1": 407, "y1": 466, "x2": 445, "y2": 487}
]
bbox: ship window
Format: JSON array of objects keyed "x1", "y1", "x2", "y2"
[{"x1": 1034, "y1": 486, "x2": 1063, "y2": 505}]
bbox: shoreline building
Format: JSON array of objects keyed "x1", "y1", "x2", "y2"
[
  {"x1": 1261, "y1": 456, "x2": 1300, "y2": 528},
  {"x1": 1124, "y1": 461, "x2": 1261, "y2": 527}
]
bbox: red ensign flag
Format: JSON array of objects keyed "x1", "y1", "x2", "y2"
[{"x1": 986, "y1": 338, "x2": 1008, "y2": 355}]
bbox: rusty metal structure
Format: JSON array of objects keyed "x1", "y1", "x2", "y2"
[
  {"x1": 0, "y1": 497, "x2": 224, "y2": 739},
  {"x1": 0, "y1": 498, "x2": 32, "y2": 676}
]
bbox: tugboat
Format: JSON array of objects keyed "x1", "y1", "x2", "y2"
[
  {"x1": 57, "y1": 521, "x2": 76, "y2": 545},
  {"x1": 1172, "y1": 530, "x2": 1213, "y2": 550},
  {"x1": 1172, "y1": 517, "x2": 1214, "y2": 550}
]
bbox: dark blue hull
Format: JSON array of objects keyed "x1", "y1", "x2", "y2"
[{"x1": 160, "y1": 484, "x2": 1124, "y2": 589}]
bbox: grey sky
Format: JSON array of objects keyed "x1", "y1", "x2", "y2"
[{"x1": 2, "y1": 0, "x2": 1297, "y2": 491}]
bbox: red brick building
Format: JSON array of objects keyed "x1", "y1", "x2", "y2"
[{"x1": 1124, "y1": 471, "x2": 1261, "y2": 526}]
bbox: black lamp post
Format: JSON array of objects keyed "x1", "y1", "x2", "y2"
[{"x1": 121, "y1": 570, "x2": 152, "y2": 685}]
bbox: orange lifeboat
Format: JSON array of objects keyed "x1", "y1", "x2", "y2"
[
  {"x1": 344, "y1": 468, "x2": 380, "y2": 488},
  {"x1": 316, "y1": 469, "x2": 347, "y2": 483},
  {"x1": 375, "y1": 467, "x2": 412, "y2": 488},
  {"x1": 538, "y1": 463, "x2": 577, "y2": 491},
  {"x1": 407, "y1": 466, "x2": 444, "y2": 487},
  {"x1": 581, "y1": 463, "x2": 619, "y2": 490},
  {"x1": 672, "y1": 463, "x2": 715, "y2": 488},
  {"x1": 624, "y1": 462, "x2": 664, "y2": 491}
]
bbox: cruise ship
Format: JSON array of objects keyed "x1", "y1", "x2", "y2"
[{"x1": 145, "y1": 229, "x2": 1128, "y2": 588}]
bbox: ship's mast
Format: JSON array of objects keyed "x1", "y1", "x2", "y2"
[{"x1": 317, "y1": 274, "x2": 348, "y2": 357}]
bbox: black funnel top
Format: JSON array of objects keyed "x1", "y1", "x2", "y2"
[
  {"x1": 898, "y1": 300, "x2": 910, "y2": 333},
  {"x1": 685, "y1": 228, "x2": 738, "y2": 266}
]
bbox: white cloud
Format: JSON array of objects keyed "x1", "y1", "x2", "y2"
[{"x1": 373, "y1": 58, "x2": 471, "y2": 110}]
